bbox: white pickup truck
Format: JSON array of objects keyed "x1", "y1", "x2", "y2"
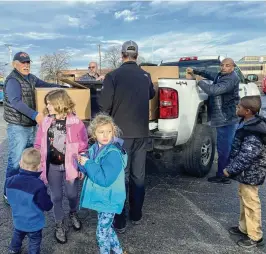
[{"x1": 148, "y1": 56, "x2": 260, "y2": 177}]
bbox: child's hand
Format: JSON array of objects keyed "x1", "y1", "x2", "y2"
[
  {"x1": 78, "y1": 155, "x2": 88, "y2": 166},
  {"x1": 223, "y1": 169, "x2": 230, "y2": 177},
  {"x1": 78, "y1": 171, "x2": 85, "y2": 180}
]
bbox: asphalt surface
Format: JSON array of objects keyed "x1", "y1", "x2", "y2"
[{"x1": 1, "y1": 98, "x2": 266, "y2": 254}]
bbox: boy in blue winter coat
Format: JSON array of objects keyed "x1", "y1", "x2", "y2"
[
  {"x1": 224, "y1": 96, "x2": 266, "y2": 249},
  {"x1": 6, "y1": 148, "x2": 53, "y2": 254},
  {"x1": 78, "y1": 113, "x2": 127, "y2": 254}
]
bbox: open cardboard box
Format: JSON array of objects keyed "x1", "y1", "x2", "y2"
[
  {"x1": 140, "y1": 66, "x2": 179, "y2": 120},
  {"x1": 35, "y1": 79, "x2": 91, "y2": 120}
]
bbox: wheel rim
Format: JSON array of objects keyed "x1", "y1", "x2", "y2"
[{"x1": 201, "y1": 137, "x2": 212, "y2": 166}]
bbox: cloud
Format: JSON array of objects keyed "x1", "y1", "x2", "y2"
[
  {"x1": 136, "y1": 31, "x2": 266, "y2": 63},
  {"x1": 15, "y1": 32, "x2": 66, "y2": 40},
  {"x1": 114, "y1": 10, "x2": 138, "y2": 22}
]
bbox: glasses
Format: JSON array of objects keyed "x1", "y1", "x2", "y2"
[{"x1": 88, "y1": 66, "x2": 96, "y2": 69}]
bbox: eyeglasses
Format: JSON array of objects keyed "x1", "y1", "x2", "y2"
[{"x1": 88, "y1": 66, "x2": 96, "y2": 69}]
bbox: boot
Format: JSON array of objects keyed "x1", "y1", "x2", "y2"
[
  {"x1": 69, "y1": 212, "x2": 82, "y2": 231},
  {"x1": 55, "y1": 221, "x2": 67, "y2": 244}
]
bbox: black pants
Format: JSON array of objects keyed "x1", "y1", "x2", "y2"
[{"x1": 114, "y1": 138, "x2": 147, "y2": 229}]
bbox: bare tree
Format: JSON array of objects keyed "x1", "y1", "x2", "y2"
[
  {"x1": 103, "y1": 45, "x2": 146, "y2": 69},
  {"x1": 40, "y1": 52, "x2": 71, "y2": 83},
  {"x1": 137, "y1": 55, "x2": 146, "y2": 65},
  {"x1": 103, "y1": 45, "x2": 122, "y2": 69},
  {"x1": 0, "y1": 62, "x2": 8, "y2": 79}
]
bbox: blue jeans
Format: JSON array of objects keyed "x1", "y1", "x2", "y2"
[
  {"x1": 10, "y1": 228, "x2": 42, "y2": 254},
  {"x1": 4, "y1": 124, "x2": 36, "y2": 195},
  {"x1": 216, "y1": 124, "x2": 237, "y2": 177}
]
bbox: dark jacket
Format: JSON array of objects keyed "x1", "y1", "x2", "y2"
[
  {"x1": 6, "y1": 168, "x2": 53, "y2": 232},
  {"x1": 4, "y1": 69, "x2": 37, "y2": 126},
  {"x1": 194, "y1": 70, "x2": 240, "y2": 127},
  {"x1": 98, "y1": 61, "x2": 155, "y2": 138},
  {"x1": 226, "y1": 116, "x2": 266, "y2": 185}
]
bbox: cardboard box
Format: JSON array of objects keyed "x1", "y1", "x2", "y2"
[
  {"x1": 35, "y1": 87, "x2": 91, "y2": 120},
  {"x1": 141, "y1": 66, "x2": 179, "y2": 120}
]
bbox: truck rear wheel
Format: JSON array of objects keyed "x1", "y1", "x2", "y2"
[{"x1": 182, "y1": 124, "x2": 215, "y2": 177}]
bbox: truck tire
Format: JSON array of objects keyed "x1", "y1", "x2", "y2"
[{"x1": 182, "y1": 124, "x2": 215, "y2": 177}]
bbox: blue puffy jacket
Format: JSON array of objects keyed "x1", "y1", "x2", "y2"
[{"x1": 79, "y1": 141, "x2": 128, "y2": 214}]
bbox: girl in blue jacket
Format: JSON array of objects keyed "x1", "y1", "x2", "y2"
[{"x1": 78, "y1": 113, "x2": 127, "y2": 254}]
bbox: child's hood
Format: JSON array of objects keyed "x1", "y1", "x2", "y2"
[
  {"x1": 243, "y1": 115, "x2": 266, "y2": 143},
  {"x1": 104, "y1": 137, "x2": 127, "y2": 169},
  {"x1": 113, "y1": 137, "x2": 124, "y2": 146}
]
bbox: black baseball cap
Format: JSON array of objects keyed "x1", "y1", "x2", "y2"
[{"x1": 13, "y1": 52, "x2": 31, "y2": 63}]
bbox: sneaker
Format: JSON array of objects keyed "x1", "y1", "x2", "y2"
[
  {"x1": 228, "y1": 226, "x2": 247, "y2": 236},
  {"x1": 55, "y1": 221, "x2": 67, "y2": 244},
  {"x1": 237, "y1": 237, "x2": 264, "y2": 248},
  {"x1": 207, "y1": 175, "x2": 231, "y2": 184},
  {"x1": 69, "y1": 212, "x2": 82, "y2": 231},
  {"x1": 114, "y1": 226, "x2": 126, "y2": 234},
  {"x1": 3, "y1": 194, "x2": 10, "y2": 206}
]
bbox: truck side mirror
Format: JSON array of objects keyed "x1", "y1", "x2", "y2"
[{"x1": 246, "y1": 74, "x2": 258, "y2": 82}]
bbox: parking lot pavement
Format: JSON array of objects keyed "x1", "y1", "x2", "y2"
[{"x1": 1, "y1": 105, "x2": 266, "y2": 254}]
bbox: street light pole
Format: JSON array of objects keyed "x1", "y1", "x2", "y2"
[
  {"x1": 98, "y1": 44, "x2": 102, "y2": 75},
  {"x1": 151, "y1": 37, "x2": 154, "y2": 63},
  {"x1": 4, "y1": 44, "x2": 13, "y2": 70}
]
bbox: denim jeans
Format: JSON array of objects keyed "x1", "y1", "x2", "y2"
[
  {"x1": 4, "y1": 124, "x2": 36, "y2": 195},
  {"x1": 10, "y1": 228, "x2": 42, "y2": 254},
  {"x1": 216, "y1": 124, "x2": 237, "y2": 176}
]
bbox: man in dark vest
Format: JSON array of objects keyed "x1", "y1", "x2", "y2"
[{"x1": 3, "y1": 51, "x2": 58, "y2": 204}]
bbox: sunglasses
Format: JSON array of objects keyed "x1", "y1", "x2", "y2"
[{"x1": 88, "y1": 66, "x2": 96, "y2": 69}]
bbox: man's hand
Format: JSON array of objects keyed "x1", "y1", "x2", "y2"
[
  {"x1": 186, "y1": 67, "x2": 194, "y2": 75},
  {"x1": 186, "y1": 68, "x2": 196, "y2": 80},
  {"x1": 78, "y1": 155, "x2": 88, "y2": 166},
  {"x1": 223, "y1": 169, "x2": 230, "y2": 177},
  {"x1": 35, "y1": 113, "x2": 44, "y2": 124},
  {"x1": 96, "y1": 75, "x2": 105, "y2": 81}
]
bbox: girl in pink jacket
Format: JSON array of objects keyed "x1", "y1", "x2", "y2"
[{"x1": 34, "y1": 89, "x2": 88, "y2": 244}]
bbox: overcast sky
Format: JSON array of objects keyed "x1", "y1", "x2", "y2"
[{"x1": 0, "y1": 0, "x2": 266, "y2": 74}]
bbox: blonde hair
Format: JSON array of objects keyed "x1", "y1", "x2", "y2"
[
  {"x1": 88, "y1": 113, "x2": 121, "y2": 141},
  {"x1": 44, "y1": 89, "x2": 75, "y2": 116},
  {"x1": 21, "y1": 148, "x2": 41, "y2": 171}
]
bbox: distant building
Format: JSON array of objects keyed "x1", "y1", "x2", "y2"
[{"x1": 236, "y1": 56, "x2": 266, "y2": 81}]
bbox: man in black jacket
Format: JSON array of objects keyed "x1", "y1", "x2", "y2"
[
  {"x1": 98, "y1": 40, "x2": 155, "y2": 233},
  {"x1": 187, "y1": 58, "x2": 240, "y2": 184}
]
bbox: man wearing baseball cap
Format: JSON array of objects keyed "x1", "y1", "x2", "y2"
[
  {"x1": 98, "y1": 41, "x2": 155, "y2": 233},
  {"x1": 3, "y1": 51, "x2": 58, "y2": 204}
]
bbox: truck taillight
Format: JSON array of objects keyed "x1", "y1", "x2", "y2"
[{"x1": 159, "y1": 88, "x2": 178, "y2": 119}]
